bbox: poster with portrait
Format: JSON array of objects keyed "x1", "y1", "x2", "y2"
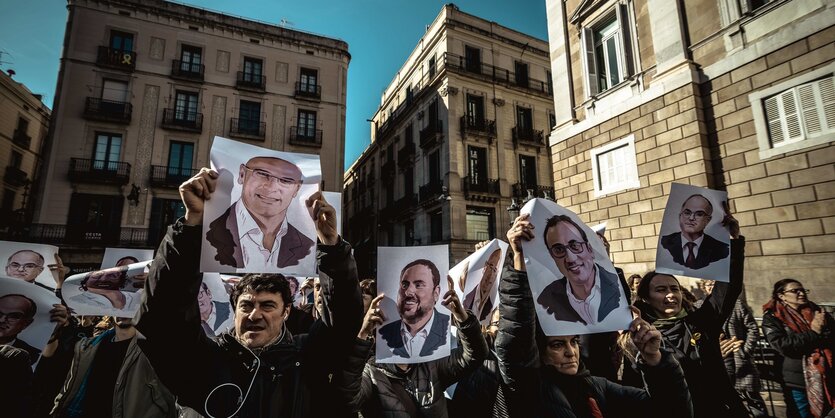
[
  {"x1": 656, "y1": 183, "x2": 731, "y2": 282},
  {"x1": 198, "y1": 273, "x2": 235, "y2": 336},
  {"x1": 0, "y1": 241, "x2": 59, "y2": 289},
  {"x1": 376, "y1": 245, "x2": 451, "y2": 364},
  {"x1": 323, "y1": 191, "x2": 343, "y2": 237},
  {"x1": 520, "y1": 199, "x2": 632, "y2": 336},
  {"x1": 0, "y1": 276, "x2": 61, "y2": 367},
  {"x1": 101, "y1": 248, "x2": 154, "y2": 270},
  {"x1": 201, "y1": 136, "x2": 322, "y2": 276},
  {"x1": 62, "y1": 261, "x2": 151, "y2": 317},
  {"x1": 449, "y1": 239, "x2": 508, "y2": 326}
]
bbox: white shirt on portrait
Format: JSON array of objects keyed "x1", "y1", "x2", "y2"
[
  {"x1": 235, "y1": 200, "x2": 289, "y2": 271},
  {"x1": 400, "y1": 310, "x2": 435, "y2": 358},
  {"x1": 680, "y1": 234, "x2": 705, "y2": 258},
  {"x1": 566, "y1": 266, "x2": 602, "y2": 325}
]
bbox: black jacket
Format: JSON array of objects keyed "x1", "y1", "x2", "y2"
[
  {"x1": 635, "y1": 237, "x2": 747, "y2": 418},
  {"x1": 135, "y1": 220, "x2": 362, "y2": 418},
  {"x1": 495, "y1": 267, "x2": 693, "y2": 418},
  {"x1": 762, "y1": 307, "x2": 834, "y2": 388}
]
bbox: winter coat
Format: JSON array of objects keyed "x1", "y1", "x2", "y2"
[
  {"x1": 723, "y1": 298, "x2": 762, "y2": 392},
  {"x1": 762, "y1": 307, "x2": 834, "y2": 388}
]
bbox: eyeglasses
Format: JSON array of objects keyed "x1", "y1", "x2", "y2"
[
  {"x1": 548, "y1": 241, "x2": 588, "y2": 259},
  {"x1": 243, "y1": 166, "x2": 299, "y2": 186},
  {"x1": 782, "y1": 288, "x2": 810, "y2": 295},
  {"x1": 0, "y1": 311, "x2": 26, "y2": 322},
  {"x1": 7, "y1": 262, "x2": 42, "y2": 271},
  {"x1": 680, "y1": 209, "x2": 709, "y2": 220}
]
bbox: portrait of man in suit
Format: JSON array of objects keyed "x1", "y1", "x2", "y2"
[
  {"x1": 0, "y1": 294, "x2": 40, "y2": 364},
  {"x1": 197, "y1": 282, "x2": 232, "y2": 336},
  {"x1": 379, "y1": 259, "x2": 450, "y2": 358},
  {"x1": 206, "y1": 156, "x2": 315, "y2": 271},
  {"x1": 463, "y1": 248, "x2": 502, "y2": 322},
  {"x1": 660, "y1": 194, "x2": 728, "y2": 270},
  {"x1": 536, "y1": 215, "x2": 621, "y2": 326},
  {"x1": 5, "y1": 250, "x2": 45, "y2": 283}
]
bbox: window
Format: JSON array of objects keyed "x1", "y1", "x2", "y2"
[
  {"x1": 243, "y1": 57, "x2": 263, "y2": 82},
  {"x1": 148, "y1": 198, "x2": 185, "y2": 247},
  {"x1": 428, "y1": 56, "x2": 436, "y2": 79},
  {"x1": 9, "y1": 151, "x2": 22, "y2": 169},
  {"x1": 467, "y1": 146, "x2": 487, "y2": 186},
  {"x1": 102, "y1": 79, "x2": 129, "y2": 103},
  {"x1": 2, "y1": 189, "x2": 15, "y2": 211},
  {"x1": 168, "y1": 141, "x2": 194, "y2": 175},
  {"x1": 590, "y1": 134, "x2": 640, "y2": 197},
  {"x1": 547, "y1": 70, "x2": 553, "y2": 95},
  {"x1": 466, "y1": 207, "x2": 495, "y2": 241},
  {"x1": 465, "y1": 46, "x2": 481, "y2": 74},
  {"x1": 93, "y1": 133, "x2": 122, "y2": 171},
  {"x1": 428, "y1": 150, "x2": 440, "y2": 184},
  {"x1": 297, "y1": 109, "x2": 317, "y2": 139},
  {"x1": 519, "y1": 155, "x2": 537, "y2": 187},
  {"x1": 466, "y1": 94, "x2": 484, "y2": 124},
  {"x1": 548, "y1": 112, "x2": 557, "y2": 130},
  {"x1": 581, "y1": 5, "x2": 634, "y2": 96},
  {"x1": 180, "y1": 45, "x2": 202, "y2": 72},
  {"x1": 67, "y1": 193, "x2": 124, "y2": 244},
  {"x1": 750, "y1": 64, "x2": 835, "y2": 160},
  {"x1": 109, "y1": 30, "x2": 134, "y2": 52},
  {"x1": 239, "y1": 100, "x2": 261, "y2": 133},
  {"x1": 299, "y1": 67, "x2": 318, "y2": 93},
  {"x1": 16, "y1": 117, "x2": 28, "y2": 133},
  {"x1": 404, "y1": 166, "x2": 414, "y2": 197},
  {"x1": 515, "y1": 61, "x2": 529, "y2": 88},
  {"x1": 174, "y1": 90, "x2": 199, "y2": 121},
  {"x1": 430, "y1": 210, "x2": 443, "y2": 243},
  {"x1": 516, "y1": 106, "x2": 533, "y2": 131}
]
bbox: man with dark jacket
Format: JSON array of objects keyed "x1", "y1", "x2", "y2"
[{"x1": 135, "y1": 168, "x2": 363, "y2": 418}]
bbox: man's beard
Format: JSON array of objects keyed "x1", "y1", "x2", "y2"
[{"x1": 398, "y1": 298, "x2": 429, "y2": 323}]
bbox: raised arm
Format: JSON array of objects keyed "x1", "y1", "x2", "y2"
[{"x1": 436, "y1": 274, "x2": 488, "y2": 386}]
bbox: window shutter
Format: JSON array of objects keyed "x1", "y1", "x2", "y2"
[
  {"x1": 764, "y1": 96, "x2": 784, "y2": 146},
  {"x1": 798, "y1": 83, "x2": 822, "y2": 136},
  {"x1": 581, "y1": 27, "x2": 599, "y2": 97},
  {"x1": 817, "y1": 76, "x2": 835, "y2": 133},
  {"x1": 616, "y1": 3, "x2": 635, "y2": 77},
  {"x1": 780, "y1": 90, "x2": 803, "y2": 143}
]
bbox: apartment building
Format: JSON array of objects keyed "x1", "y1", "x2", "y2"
[
  {"x1": 344, "y1": 4, "x2": 554, "y2": 277},
  {"x1": 545, "y1": 0, "x2": 834, "y2": 304},
  {"x1": 0, "y1": 70, "x2": 50, "y2": 235},
  {"x1": 32, "y1": 0, "x2": 349, "y2": 269}
]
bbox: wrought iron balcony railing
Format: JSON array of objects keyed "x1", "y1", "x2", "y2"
[
  {"x1": 171, "y1": 59, "x2": 204, "y2": 81},
  {"x1": 4, "y1": 166, "x2": 28, "y2": 187},
  {"x1": 96, "y1": 46, "x2": 136, "y2": 71},
  {"x1": 150, "y1": 165, "x2": 198, "y2": 188},
  {"x1": 12, "y1": 129, "x2": 31, "y2": 149},
  {"x1": 84, "y1": 97, "x2": 132, "y2": 124},
  {"x1": 512, "y1": 183, "x2": 555, "y2": 200},
  {"x1": 460, "y1": 115, "x2": 496, "y2": 137},
  {"x1": 288, "y1": 127, "x2": 323, "y2": 147},
  {"x1": 294, "y1": 82, "x2": 321, "y2": 100},
  {"x1": 236, "y1": 71, "x2": 266, "y2": 92},
  {"x1": 419, "y1": 119, "x2": 443, "y2": 148},
  {"x1": 68, "y1": 158, "x2": 131, "y2": 185},
  {"x1": 230, "y1": 118, "x2": 266, "y2": 139},
  {"x1": 512, "y1": 126, "x2": 545, "y2": 146},
  {"x1": 419, "y1": 180, "x2": 444, "y2": 204},
  {"x1": 161, "y1": 108, "x2": 203, "y2": 132},
  {"x1": 463, "y1": 176, "x2": 500, "y2": 196}
]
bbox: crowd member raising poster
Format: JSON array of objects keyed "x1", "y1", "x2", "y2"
[
  {"x1": 375, "y1": 245, "x2": 453, "y2": 364},
  {"x1": 100, "y1": 247, "x2": 154, "y2": 270},
  {"x1": 62, "y1": 261, "x2": 151, "y2": 317},
  {"x1": 0, "y1": 241, "x2": 60, "y2": 290},
  {"x1": 449, "y1": 239, "x2": 508, "y2": 325},
  {"x1": 201, "y1": 136, "x2": 321, "y2": 276},
  {"x1": 0, "y1": 276, "x2": 62, "y2": 365},
  {"x1": 518, "y1": 198, "x2": 632, "y2": 336},
  {"x1": 656, "y1": 183, "x2": 731, "y2": 282}
]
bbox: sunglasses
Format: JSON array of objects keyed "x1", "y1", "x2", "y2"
[{"x1": 782, "y1": 288, "x2": 810, "y2": 295}]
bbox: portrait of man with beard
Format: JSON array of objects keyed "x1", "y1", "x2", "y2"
[{"x1": 378, "y1": 259, "x2": 450, "y2": 358}]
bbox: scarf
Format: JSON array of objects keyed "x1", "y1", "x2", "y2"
[
  {"x1": 763, "y1": 300, "x2": 834, "y2": 417},
  {"x1": 636, "y1": 302, "x2": 698, "y2": 362},
  {"x1": 542, "y1": 362, "x2": 604, "y2": 418}
]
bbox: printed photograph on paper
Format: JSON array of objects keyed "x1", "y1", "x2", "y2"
[
  {"x1": 0, "y1": 241, "x2": 60, "y2": 290},
  {"x1": 100, "y1": 247, "x2": 154, "y2": 270},
  {"x1": 448, "y1": 239, "x2": 508, "y2": 325},
  {"x1": 0, "y1": 276, "x2": 61, "y2": 366},
  {"x1": 198, "y1": 273, "x2": 235, "y2": 336},
  {"x1": 62, "y1": 261, "x2": 151, "y2": 317}
]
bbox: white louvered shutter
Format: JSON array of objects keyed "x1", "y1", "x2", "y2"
[
  {"x1": 582, "y1": 27, "x2": 599, "y2": 97},
  {"x1": 816, "y1": 76, "x2": 835, "y2": 133}
]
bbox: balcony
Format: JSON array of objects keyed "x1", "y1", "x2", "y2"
[
  {"x1": 120, "y1": 227, "x2": 150, "y2": 247},
  {"x1": 419, "y1": 119, "x2": 443, "y2": 149},
  {"x1": 25, "y1": 224, "x2": 66, "y2": 245},
  {"x1": 12, "y1": 129, "x2": 31, "y2": 150},
  {"x1": 294, "y1": 82, "x2": 321, "y2": 101},
  {"x1": 150, "y1": 165, "x2": 198, "y2": 188},
  {"x1": 288, "y1": 127, "x2": 323, "y2": 147},
  {"x1": 170, "y1": 60, "x2": 204, "y2": 82},
  {"x1": 68, "y1": 158, "x2": 131, "y2": 185},
  {"x1": 463, "y1": 176, "x2": 500, "y2": 201},
  {"x1": 161, "y1": 108, "x2": 203, "y2": 133},
  {"x1": 512, "y1": 126, "x2": 545, "y2": 147},
  {"x1": 4, "y1": 166, "x2": 28, "y2": 187},
  {"x1": 96, "y1": 46, "x2": 136, "y2": 71},
  {"x1": 236, "y1": 71, "x2": 266, "y2": 92},
  {"x1": 443, "y1": 52, "x2": 552, "y2": 98},
  {"x1": 381, "y1": 160, "x2": 396, "y2": 179},
  {"x1": 419, "y1": 180, "x2": 444, "y2": 204},
  {"x1": 397, "y1": 142, "x2": 415, "y2": 167},
  {"x1": 460, "y1": 115, "x2": 496, "y2": 139},
  {"x1": 512, "y1": 183, "x2": 555, "y2": 200},
  {"x1": 394, "y1": 193, "x2": 418, "y2": 213},
  {"x1": 83, "y1": 97, "x2": 132, "y2": 124},
  {"x1": 230, "y1": 118, "x2": 266, "y2": 140}
]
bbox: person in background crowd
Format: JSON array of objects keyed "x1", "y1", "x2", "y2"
[
  {"x1": 340, "y1": 276, "x2": 488, "y2": 417},
  {"x1": 280, "y1": 275, "x2": 315, "y2": 336},
  {"x1": 359, "y1": 278, "x2": 376, "y2": 313},
  {"x1": 762, "y1": 279, "x2": 834, "y2": 418},
  {"x1": 632, "y1": 201, "x2": 748, "y2": 417},
  {"x1": 703, "y1": 280, "x2": 768, "y2": 417},
  {"x1": 1, "y1": 345, "x2": 33, "y2": 418},
  {"x1": 299, "y1": 277, "x2": 324, "y2": 320},
  {"x1": 135, "y1": 168, "x2": 363, "y2": 417},
  {"x1": 496, "y1": 214, "x2": 693, "y2": 418},
  {"x1": 627, "y1": 274, "x2": 641, "y2": 300}
]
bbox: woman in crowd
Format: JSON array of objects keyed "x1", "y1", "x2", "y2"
[
  {"x1": 762, "y1": 278, "x2": 834, "y2": 418},
  {"x1": 632, "y1": 202, "x2": 748, "y2": 418}
]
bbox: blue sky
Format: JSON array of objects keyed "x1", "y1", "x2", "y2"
[{"x1": 0, "y1": 0, "x2": 548, "y2": 171}]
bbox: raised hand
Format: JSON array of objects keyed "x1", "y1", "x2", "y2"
[
  {"x1": 49, "y1": 304, "x2": 70, "y2": 330},
  {"x1": 179, "y1": 168, "x2": 218, "y2": 226},
  {"x1": 721, "y1": 201, "x2": 740, "y2": 239},
  {"x1": 629, "y1": 317, "x2": 662, "y2": 366},
  {"x1": 358, "y1": 293, "x2": 386, "y2": 340},
  {"x1": 507, "y1": 213, "x2": 534, "y2": 270},
  {"x1": 457, "y1": 260, "x2": 469, "y2": 293},
  {"x1": 474, "y1": 240, "x2": 491, "y2": 251},
  {"x1": 306, "y1": 191, "x2": 338, "y2": 245},
  {"x1": 442, "y1": 275, "x2": 468, "y2": 323},
  {"x1": 811, "y1": 310, "x2": 825, "y2": 334},
  {"x1": 48, "y1": 253, "x2": 70, "y2": 289}
]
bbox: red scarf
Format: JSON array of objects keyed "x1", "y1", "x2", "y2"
[{"x1": 763, "y1": 300, "x2": 834, "y2": 417}]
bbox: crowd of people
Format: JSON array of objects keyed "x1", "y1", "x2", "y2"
[{"x1": 1, "y1": 167, "x2": 833, "y2": 418}]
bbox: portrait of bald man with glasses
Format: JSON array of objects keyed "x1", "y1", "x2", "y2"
[
  {"x1": 535, "y1": 215, "x2": 622, "y2": 326},
  {"x1": 206, "y1": 156, "x2": 315, "y2": 270},
  {"x1": 463, "y1": 248, "x2": 502, "y2": 322},
  {"x1": 660, "y1": 194, "x2": 729, "y2": 270}
]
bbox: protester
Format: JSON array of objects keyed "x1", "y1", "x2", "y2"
[
  {"x1": 359, "y1": 278, "x2": 376, "y2": 313},
  {"x1": 632, "y1": 201, "x2": 748, "y2": 417},
  {"x1": 0, "y1": 345, "x2": 33, "y2": 418},
  {"x1": 279, "y1": 276, "x2": 315, "y2": 335},
  {"x1": 135, "y1": 168, "x2": 363, "y2": 417},
  {"x1": 495, "y1": 214, "x2": 693, "y2": 418},
  {"x1": 762, "y1": 279, "x2": 834, "y2": 418},
  {"x1": 340, "y1": 280, "x2": 488, "y2": 417}
]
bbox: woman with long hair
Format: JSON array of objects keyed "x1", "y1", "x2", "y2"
[{"x1": 762, "y1": 278, "x2": 834, "y2": 418}]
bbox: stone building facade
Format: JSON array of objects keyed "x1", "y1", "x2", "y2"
[
  {"x1": 32, "y1": 0, "x2": 349, "y2": 269},
  {"x1": 344, "y1": 4, "x2": 555, "y2": 277},
  {"x1": 546, "y1": 0, "x2": 834, "y2": 305}
]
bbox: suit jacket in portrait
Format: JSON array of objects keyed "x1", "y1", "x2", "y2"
[
  {"x1": 11, "y1": 338, "x2": 40, "y2": 365},
  {"x1": 536, "y1": 265, "x2": 621, "y2": 326},
  {"x1": 206, "y1": 204, "x2": 315, "y2": 269},
  {"x1": 463, "y1": 287, "x2": 493, "y2": 322},
  {"x1": 378, "y1": 309, "x2": 450, "y2": 358},
  {"x1": 660, "y1": 232, "x2": 729, "y2": 270},
  {"x1": 211, "y1": 301, "x2": 231, "y2": 332}
]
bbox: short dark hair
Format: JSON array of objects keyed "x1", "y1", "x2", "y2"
[
  {"x1": 359, "y1": 278, "x2": 377, "y2": 297},
  {"x1": 400, "y1": 259, "x2": 440, "y2": 288},
  {"x1": 542, "y1": 214, "x2": 589, "y2": 248},
  {"x1": 284, "y1": 276, "x2": 299, "y2": 290},
  {"x1": 229, "y1": 274, "x2": 293, "y2": 309},
  {"x1": 771, "y1": 278, "x2": 802, "y2": 302},
  {"x1": 116, "y1": 256, "x2": 139, "y2": 265},
  {"x1": 0, "y1": 294, "x2": 36, "y2": 319},
  {"x1": 7, "y1": 250, "x2": 44, "y2": 266},
  {"x1": 681, "y1": 194, "x2": 713, "y2": 214}
]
